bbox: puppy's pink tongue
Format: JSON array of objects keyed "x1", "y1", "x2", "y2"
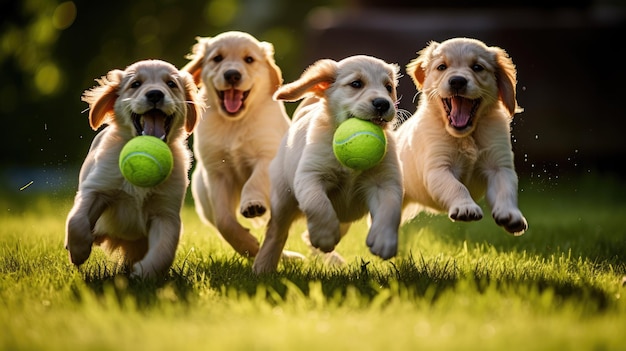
[
  {"x1": 223, "y1": 89, "x2": 243, "y2": 113},
  {"x1": 142, "y1": 110, "x2": 167, "y2": 139},
  {"x1": 450, "y1": 96, "x2": 472, "y2": 128}
]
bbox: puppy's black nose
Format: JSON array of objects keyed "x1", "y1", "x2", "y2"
[
  {"x1": 449, "y1": 76, "x2": 467, "y2": 92},
  {"x1": 224, "y1": 69, "x2": 241, "y2": 85},
  {"x1": 372, "y1": 98, "x2": 390, "y2": 114},
  {"x1": 146, "y1": 90, "x2": 164, "y2": 105}
]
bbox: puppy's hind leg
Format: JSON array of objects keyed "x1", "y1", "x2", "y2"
[
  {"x1": 191, "y1": 164, "x2": 215, "y2": 224},
  {"x1": 192, "y1": 165, "x2": 260, "y2": 256}
]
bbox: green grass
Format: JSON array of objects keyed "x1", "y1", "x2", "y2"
[{"x1": 1, "y1": 174, "x2": 625, "y2": 350}]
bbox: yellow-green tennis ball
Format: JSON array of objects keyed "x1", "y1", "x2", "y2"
[
  {"x1": 119, "y1": 135, "x2": 173, "y2": 187},
  {"x1": 333, "y1": 118, "x2": 387, "y2": 171}
]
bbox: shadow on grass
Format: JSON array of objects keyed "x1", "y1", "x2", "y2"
[{"x1": 71, "y1": 249, "x2": 618, "y2": 315}]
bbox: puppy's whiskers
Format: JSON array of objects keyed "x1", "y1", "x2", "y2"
[
  {"x1": 393, "y1": 108, "x2": 413, "y2": 130},
  {"x1": 427, "y1": 89, "x2": 439, "y2": 101}
]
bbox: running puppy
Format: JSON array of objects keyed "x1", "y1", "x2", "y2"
[
  {"x1": 182, "y1": 31, "x2": 292, "y2": 258},
  {"x1": 65, "y1": 60, "x2": 201, "y2": 278},
  {"x1": 396, "y1": 37, "x2": 528, "y2": 235},
  {"x1": 253, "y1": 55, "x2": 403, "y2": 274}
]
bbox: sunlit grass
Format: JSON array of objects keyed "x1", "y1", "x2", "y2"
[{"x1": 1, "y1": 174, "x2": 625, "y2": 350}]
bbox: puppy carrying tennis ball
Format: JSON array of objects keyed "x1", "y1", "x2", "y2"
[{"x1": 252, "y1": 55, "x2": 403, "y2": 274}]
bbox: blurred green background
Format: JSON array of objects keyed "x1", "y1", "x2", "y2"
[{"x1": 1, "y1": 0, "x2": 624, "y2": 194}]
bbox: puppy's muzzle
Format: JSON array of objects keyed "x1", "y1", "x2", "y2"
[
  {"x1": 218, "y1": 70, "x2": 250, "y2": 115},
  {"x1": 370, "y1": 97, "x2": 394, "y2": 126},
  {"x1": 443, "y1": 76, "x2": 480, "y2": 130},
  {"x1": 131, "y1": 89, "x2": 173, "y2": 141}
]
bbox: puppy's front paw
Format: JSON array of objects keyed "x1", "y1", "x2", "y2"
[
  {"x1": 493, "y1": 208, "x2": 528, "y2": 235},
  {"x1": 448, "y1": 202, "x2": 483, "y2": 222},
  {"x1": 366, "y1": 227, "x2": 398, "y2": 259},
  {"x1": 241, "y1": 201, "x2": 267, "y2": 218},
  {"x1": 66, "y1": 216, "x2": 94, "y2": 266},
  {"x1": 130, "y1": 262, "x2": 162, "y2": 279}
]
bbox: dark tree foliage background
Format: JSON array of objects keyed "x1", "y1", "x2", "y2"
[
  {"x1": 2, "y1": 0, "x2": 625, "y2": 193},
  {"x1": 0, "y1": 0, "x2": 341, "y2": 189}
]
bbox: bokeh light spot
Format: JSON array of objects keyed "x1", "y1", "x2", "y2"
[
  {"x1": 52, "y1": 2, "x2": 77, "y2": 30},
  {"x1": 205, "y1": 0, "x2": 238, "y2": 27},
  {"x1": 35, "y1": 62, "x2": 61, "y2": 95}
]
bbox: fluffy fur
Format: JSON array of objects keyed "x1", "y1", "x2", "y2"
[
  {"x1": 253, "y1": 55, "x2": 404, "y2": 274},
  {"x1": 182, "y1": 31, "x2": 292, "y2": 257},
  {"x1": 65, "y1": 59, "x2": 201, "y2": 278},
  {"x1": 396, "y1": 37, "x2": 528, "y2": 235}
]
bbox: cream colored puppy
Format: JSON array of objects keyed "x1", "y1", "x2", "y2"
[
  {"x1": 396, "y1": 37, "x2": 528, "y2": 235},
  {"x1": 183, "y1": 31, "x2": 292, "y2": 257},
  {"x1": 65, "y1": 60, "x2": 201, "y2": 278},
  {"x1": 253, "y1": 55, "x2": 403, "y2": 274}
]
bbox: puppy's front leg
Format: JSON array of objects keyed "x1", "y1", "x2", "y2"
[
  {"x1": 485, "y1": 167, "x2": 528, "y2": 235},
  {"x1": 240, "y1": 160, "x2": 270, "y2": 218},
  {"x1": 253, "y1": 187, "x2": 300, "y2": 274},
  {"x1": 131, "y1": 213, "x2": 181, "y2": 279},
  {"x1": 427, "y1": 167, "x2": 483, "y2": 222},
  {"x1": 366, "y1": 173, "x2": 402, "y2": 259},
  {"x1": 65, "y1": 191, "x2": 108, "y2": 266},
  {"x1": 294, "y1": 169, "x2": 340, "y2": 253}
]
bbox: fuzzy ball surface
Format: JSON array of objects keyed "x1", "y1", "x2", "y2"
[
  {"x1": 332, "y1": 118, "x2": 387, "y2": 171},
  {"x1": 119, "y1": 136, "x2": 173, "y2": 187}
]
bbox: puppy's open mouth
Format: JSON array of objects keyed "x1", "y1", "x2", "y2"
[
  {"x1": 218, "y1": 88, "x2": 250, "y2": 115},
  {"x1": 370, "y1": 117, "x2": 388, "y2": 127},
  {"x1": 442, "y1": 96, "x2": 480, "y2": 130},
  {"x1": 347, "y1": 114, "x2": 389, "y2": 127},
  {"x1": 132, "y1": 109, "x2": 173, "y2": 141}
]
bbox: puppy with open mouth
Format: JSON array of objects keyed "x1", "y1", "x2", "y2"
[
  {"x1": 65, "y1": 59, "x2": 201, "y2": 278},
  {"x1": 183, "y1": 31, "x2": 299, "y2": 259},
  {"x1": 396, "y1": 37, "x2": 528, "y2": 235}
]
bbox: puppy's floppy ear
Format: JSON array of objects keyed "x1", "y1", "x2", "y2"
[
  {"x1": 180, "y1": 71, "x2": 202, "y2": 133},
  {"x1": 406, "y1": 41, "x2": 438, "y2": 90},
  {"x1": 492, "y1": 46, "x2": 522, "y2": 117},
  {"x1": 182, "y1": 36, "x2": 207, "y2": 86},
  {"x1": 260, "y1": 41, "x2": 283, "y2": 94},
  {"x1": 274, "y1": 59, "x2": 337, "y2": 102},
  {"x1": 82, "y1": 69, "x2": 124, "y2": 130}
]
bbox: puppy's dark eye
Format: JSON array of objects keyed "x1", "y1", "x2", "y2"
[
  {"x1": 437, "y1": 64, "x2": 447, "y2": 71},
  {"x1": 167, "y1": 80, "x2": 177, "y2": 89},
  {"x1": 350, "y1": 80, "x2": 363, "y2": 89},
  {"x1": 472, "y1": 64, "x2": 484, "y2": 72},
  {"x1": 385, "y1": 84, "x2": 393, "y2": 93},
  {"x1": 213, "y1": 55, "x2": 223, "y2": 63},
  {"x1": 131, "y1": 81, "x2": 142, "y2": 88},
  {"x1": 244, "y1": 56, "x2": 254, "y2": 64}
]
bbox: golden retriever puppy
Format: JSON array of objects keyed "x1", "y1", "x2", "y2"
[
  {"x1": 182, "y1": 31, "x2": 293, "y2": 258},
  {"x1": 252, "y1": 55, "x2": 403, "y2": 274},
  {"x1": 65, "y1": 60, "x2": 201, "y2": 278},
  {"x1": 396, "y1": 37, "x2": 528, "y2": 235}
]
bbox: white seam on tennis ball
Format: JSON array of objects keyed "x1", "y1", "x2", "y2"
[
  {"x1": 334, "y1": 131, "x2": 385, "y2": 145},
  {"x1": 121, "y1": 152, "x2": 164, "y2": 174}
]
